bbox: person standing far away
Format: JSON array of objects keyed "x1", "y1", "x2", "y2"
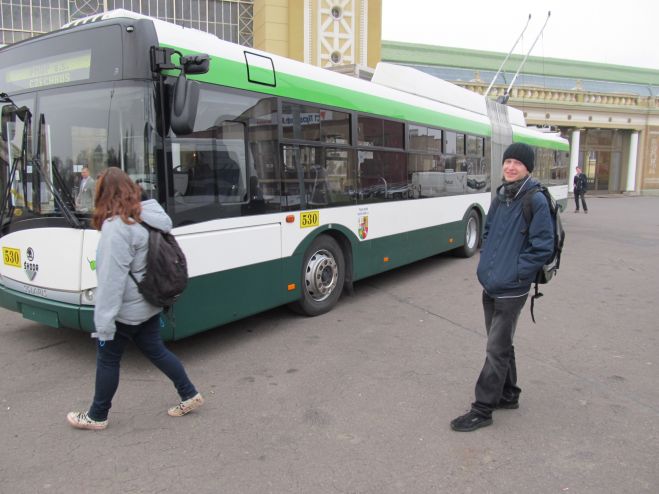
[
  {"x1": 450, "y1": 142, "x2": 554, "y2": 432},
  {"x1": 573, "y1": 166, "x2": 588, "y2": 213},
  {"x1": 67, "y1": 167, "x2": 203, "y2": 430},
  {"x1": 75, "y1": 166, "x2": 95, "y2": 212}
]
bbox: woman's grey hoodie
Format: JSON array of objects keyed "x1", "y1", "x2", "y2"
[{"x1": 92, "y1": 199, "x2": 172, "y2": 341}]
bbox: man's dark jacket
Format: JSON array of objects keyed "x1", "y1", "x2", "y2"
[
  {"x1": 477, "y1": 177, "x2": 554, "y2": 298},
  {"x1": 573, "y1": 173, "x2": 587, "y2": 192}
]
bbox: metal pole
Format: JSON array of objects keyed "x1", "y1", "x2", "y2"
[
  {"x1": 484, "y1": 14, "x2": 532, "y2": 98},
  {"x1": 505, "y1": 11, "x2": 552, "y2": 97}
]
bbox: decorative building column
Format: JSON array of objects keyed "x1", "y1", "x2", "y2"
[
  {"x1": 569, "y1": 129, "x2": 581, "y2": 191},
  {"x1": 254, "y1": 0, "x2": 381, "y2": 69},
  {"x1": 626, "y1": 131, "x2": 639, "y2": 193}
]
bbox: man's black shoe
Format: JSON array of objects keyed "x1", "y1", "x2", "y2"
[
  {"x1": 495, "y1": 399, "x2": 519, "y2": 410},
  {"x1": 450, "y1": 410, "x2": 492, "y2": 432}
]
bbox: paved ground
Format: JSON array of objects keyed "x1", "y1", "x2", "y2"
[{"x1": 1, "y1": 196, "x2": 658, "y2": 493}]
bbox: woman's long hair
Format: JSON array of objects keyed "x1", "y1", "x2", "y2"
[{"x1": 92, "y1": 167, "x2": 142, "y2": 230}]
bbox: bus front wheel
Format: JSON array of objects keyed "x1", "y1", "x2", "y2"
[
  {"x1": 455, "y1": 210, "x2": 481, "y2": 258},
  {"x1": 291, "y1": 235, "x2": 345, "y2": 316}
]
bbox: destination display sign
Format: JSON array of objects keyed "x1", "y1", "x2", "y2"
[{"x1": 1, "y1": 50, "x2": 92, "y2": 91}]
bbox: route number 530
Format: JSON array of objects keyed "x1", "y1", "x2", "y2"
[
  {"x1": 3, "y1": 247, "x2": 21, "y2": 267},
  {"x1": 300, "y1": 211, "x2": 319, "y2": 229}
]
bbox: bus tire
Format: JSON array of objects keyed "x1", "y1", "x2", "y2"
[
  {"x1": 291, "y1": 235, "x2": 345, "y2": 316},
  {"x1": 454, "y1": 210, "x2": 480, "y2": 258}
]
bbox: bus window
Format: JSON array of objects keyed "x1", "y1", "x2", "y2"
[
  {"x1": 321, "y1": 110, "x2": 350, "y2": 144},
  {"x1": 456, "y1": 133, "x2": 466, "y2": 155},
  {"x1": 358, "y1": 116, "x2": 383, "y2": 147},
  {"x1": 466, "y1": 135, "x2": 484, "y2": 157},
  {"x1": 383, "y1": 120, "x2": 404, "y2": 149},
  {"x1": 281, "y1": 145, "x2": 301, "y2": 209},
  {"x1": 167, "y1": 122, "x2": 247, "y2": 220},
  {"x1": 325, "y1": 148, "x2": 357, "y2": 206},
  {"x1": 444, "y1": 131, "x2": 457, "y2": 155},
  {"x1": 358, "y1": 150, "x2": 407, "y2": 202},
  {"x1": 409, "y1": 125, "x2": 427, "y2": 151},
  {"x1": 409, "y1": 153, "x2": 446, "y2": 198},
  {"x1": 295, "y1": 146, "x2": 358, "y2": 207},
  {"x1": 428, "y1": 127, "x2": 442, "y2": 153},
  {"x1": 282, "y1": 103, "x2": 320, "y2": 141}
]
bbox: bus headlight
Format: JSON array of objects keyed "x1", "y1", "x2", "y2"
[{"x1": 83, "y1": 288, "x2": 96, "y2": 303}]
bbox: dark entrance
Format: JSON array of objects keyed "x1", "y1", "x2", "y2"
[{"x1": 579, "y1": 129, "x2": 624, "y2": 192}]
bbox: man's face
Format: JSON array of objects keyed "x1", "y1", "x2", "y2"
[
  {"x1": 81, "y1": 168, "x2": 89, "y2": 179},
  {"x1": 502, "y1": 158, "x2": 529, "y2": 182}
]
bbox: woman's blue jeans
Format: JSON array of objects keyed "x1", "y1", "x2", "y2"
[{"x1": 88, "y1": 313, "x2": 197, "y2": 421}]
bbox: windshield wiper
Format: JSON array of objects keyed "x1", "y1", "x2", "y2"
[
  {"x1": 0, "y1": 93, "x2": 30, "y2": 230},
  {"x1": 33, "y1": 113, "x2": 81, "y2": 228}
]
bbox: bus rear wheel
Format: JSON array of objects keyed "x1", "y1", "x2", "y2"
[
  {"x1": 291, "y1": 235, "x2": 345, "y2": 316},
  {"x1": 454, "y1": 210, "x2": 480, "y2": 258}
]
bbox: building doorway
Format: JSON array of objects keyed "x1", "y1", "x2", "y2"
[
  {"x1": 583, "y1": 150, "x2": 610, "y2": 191},
  {"x1": 579, "y1": 130, "x2": 624, "y2": 192}
]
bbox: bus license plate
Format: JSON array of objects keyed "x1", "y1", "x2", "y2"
[
  {"x1": 300, "y1": 211, "x2": 319, "y2": 229},
  {"x1": 3, "y1": 247, "x2": 21, "y2": 267}
]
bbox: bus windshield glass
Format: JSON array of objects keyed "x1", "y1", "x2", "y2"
[{"x1": 0, "y1": 82, "x2": 156, "y2": 226}]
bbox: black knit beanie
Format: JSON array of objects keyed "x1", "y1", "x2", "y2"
[{"x1": 502, "y1": 142, "x2": 535, "y2": 173}]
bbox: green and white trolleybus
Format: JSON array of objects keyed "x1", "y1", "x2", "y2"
[{"x1": 0, "y1": 10, "x2": 569, "y2": 340}]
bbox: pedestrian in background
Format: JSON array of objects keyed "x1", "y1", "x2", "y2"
[
  {"x1": 75, "y1": 166, "x2": 95, "y2": 212},
  {"x1": 67, "y1": 167, "x2": 203, "y2": 430},
  {"x1": 451, "y1": 143, "x2": 554, "y2": 432},
  {"x1": 573, "y1": 166, "x2": 588, "y2": 213}
]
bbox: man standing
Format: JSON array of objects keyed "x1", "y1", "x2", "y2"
[
  {"x1": 450, "y1": 142, "x2": 554, "y2": 432},
  {"x1": 76, "y1": 166, "x2": 95, "y2": 212},
  {"x1": 573, "y1": 166, "x2": 588, "y2": 213}
]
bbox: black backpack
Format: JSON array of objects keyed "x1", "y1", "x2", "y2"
[
  {"x1": 520, "y1": 186, "x2": 565, "y2": 322},
  {"x1": 129, "y1": 222, "x2": 188, "y2": 309}
]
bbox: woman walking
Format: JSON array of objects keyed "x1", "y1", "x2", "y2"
[{"x1": 67, "y1": 167, "x2": 203, "y2": 430}]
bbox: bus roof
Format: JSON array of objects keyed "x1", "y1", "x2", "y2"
[{"x1": 59, "y1": 9, "x2": 566, "y2": 148}]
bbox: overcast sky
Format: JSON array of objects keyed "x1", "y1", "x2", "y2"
[{"x1": 381, "y1": 0, "x2": 657, "y2": 70}]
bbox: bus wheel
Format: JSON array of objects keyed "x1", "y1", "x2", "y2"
[
  {"x1": 291, "y1": 235, "x2": 345, "y2": 316},
  {"x1": 455, "y1": 210, "x2": 480, "y2": 258}
]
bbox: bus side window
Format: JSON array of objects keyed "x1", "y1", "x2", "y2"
[
  {"x1": 172, "y1": 166, "x2": 189, "y2": 196},
  {"x1": 214, "y1": 122, "x2": 247, "y2": 203}
]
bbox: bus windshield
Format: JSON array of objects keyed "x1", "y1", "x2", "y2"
[{"x1": 0, "y1": 82, "x2": 156, "y2": 228}]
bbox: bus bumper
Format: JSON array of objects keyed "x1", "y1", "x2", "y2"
[{"x1": 0, "y1": 283, "x2": 94, "y2": 332}]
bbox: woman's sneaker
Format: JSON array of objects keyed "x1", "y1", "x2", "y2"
[
  {"x1": 168, "y1": 393, "x2": 204, "y2": 417},
  {"x1": 67, "y1": 411, "x2": 108, "y2": 430}
]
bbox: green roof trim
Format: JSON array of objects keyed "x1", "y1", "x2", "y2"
[{"x1": 382, "y1": 40, "x2": 659, "y2": 86}]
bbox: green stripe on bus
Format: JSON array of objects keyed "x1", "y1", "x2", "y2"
[
  {"x1": 164, "y1": 44, "x2": 492, "y2": 137},
  {"x1": 513, "y1": 133, "x2": 570, "y2": 151}
]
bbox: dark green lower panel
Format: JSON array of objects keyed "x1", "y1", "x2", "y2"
[
  {"x1": 0, "y1": 216, "x2": 475, "y2": 341},
  {"x1": 0, "y1": 284, "x2": 93, "y2": 333},
  {"x1": 351, "y1": 219, "x2": 466, "y2": 281},
  {"x1": 169, "y1": 219, "x2": 469, "y2": 339},
  {"x1": 169, "y1": 258, "x2": 300, "y2": 340}
]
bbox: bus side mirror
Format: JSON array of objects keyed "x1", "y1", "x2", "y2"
[
  {"x1": 170, "y1": 75, "x2": 199, "y2": 136},
  {"x1": 1, "y1": 105, "x2": 16, "y2": 142},
  {"x1": 181, "y1": 54, "x2": 210, "y2": 75}
]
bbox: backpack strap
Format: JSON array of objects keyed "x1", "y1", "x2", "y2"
[
  {"x1": 520, "y1": 186, "x2": 540, "y2": 233},
  {"x1": 128, "y1": 221, "x2": 154, "y2": 288},
  {"x1": 520, "y1": 186, "x2": 543, "y2": 324},
  {"x1": 530, "y1": 283, "x2": 541, "y2": 324}
]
